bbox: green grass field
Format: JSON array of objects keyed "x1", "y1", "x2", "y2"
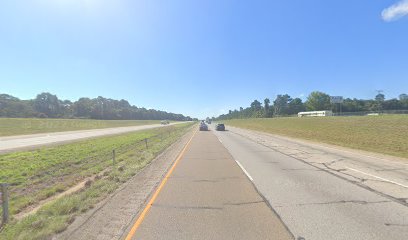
[
  {"x1": 0, "y1": 118, "x2": 163, "y2": 137},
  {"x1": 224, "y1": 115, "x2": 408, "y2": 159},
  {"x1": 0, "y1": 122, "x2": 194, "y2": 239}
]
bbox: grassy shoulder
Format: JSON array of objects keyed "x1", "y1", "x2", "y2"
[
  {"x1": 0, "y1": 118, "x2": 164, "y2": 137},
  {"x1": 0, "y1": 122, "x2": 195, "y2": 239},
  {"x1": 224, "y1": 115, "x2": 408, "y2": 159}
]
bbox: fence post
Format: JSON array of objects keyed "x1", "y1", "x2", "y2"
[
  {"x1": 112, "y1": 149, "x2": 116, "y2": 167},
  {"x1": 1, "y1": 183, "x2": 9, "y2": 225},
  {"x1": 144, "y1": 138, "x2": 148, "y2": 149}
]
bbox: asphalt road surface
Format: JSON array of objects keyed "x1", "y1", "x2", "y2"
[
  {"x1": 127, "y1": 128, "x2": 293, "y2": 240},
  {"x1": 0, "y1": 122, "x2": 183, "y2": 154}
]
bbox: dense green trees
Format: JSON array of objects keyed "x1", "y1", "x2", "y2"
[
  {"x1": 273, "y1": 94, "x2": 292, "y2": 115},
  {"x1": 0, "y1": 92, "x2": 193, "y2": 121},
  {"x1": 33, "y1": 92, "x2": 62, "y2": 118},
  {"x1": 288, "y1": 98, "x2": 305, "y2": 114},
  {"x1": 305, "y1": 91, "x2": 331, "y2": 111},
  {"x1": 0, "y1": 94, "x2": 35, "y2": 118},
  {"x1": 217, "y1": 91, "x2": 408, "y2": 120},
  {"x1": 250, "y1": 100, "x2": 262, "y2": 111}
]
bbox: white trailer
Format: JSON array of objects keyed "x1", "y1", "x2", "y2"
[{"x1": 298, "y1": 111, "x2": 333, "y2": 117}]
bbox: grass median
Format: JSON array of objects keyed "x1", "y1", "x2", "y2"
[
  {"x1": 0, "y1": 118, "x2": 163, "y2": 137},
  {"x1": 0, "y1": 122, "x2": 195, "y2": 239},
  {"x1": 224, "y1": 115, "x2": 408, "y2": 159}
]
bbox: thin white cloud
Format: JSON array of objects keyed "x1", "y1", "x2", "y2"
[{"x1": 382, "y1": 0, "x2": 408, "y2": 22}]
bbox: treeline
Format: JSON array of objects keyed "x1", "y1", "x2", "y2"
[
  {"x1": 217, "y1": 91, "x2": 408, "y2": 120},
  {"x1": 0, "y1": 92, "x2": 195, "y2": 121}
]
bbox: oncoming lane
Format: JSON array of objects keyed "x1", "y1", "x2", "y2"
[{"x1": 0, "y1": 122, "x2": 184, "y2": 153}]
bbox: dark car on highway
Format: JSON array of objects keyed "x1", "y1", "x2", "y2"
[
  {"x1": 199, "y1": 123, "x2": 208, "y2": 131},
  {"x1": 215, "y1": 123, "x2": 225, "y2": 131}
]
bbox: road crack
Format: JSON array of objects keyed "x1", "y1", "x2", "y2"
[
  {"x1": 296, "y1": 200, "x2": 390, "y2": 206},
  {"x1": 224, "y1": 200, "x2": 265, "y2": 206},
  {"x1": 152, "y1": 203, "x2": 223, "y2": 210}
]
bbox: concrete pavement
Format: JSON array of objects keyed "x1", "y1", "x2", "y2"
[
  {"x1": 129, "y1": 128, "x2": 293, "y2": 240},
  {"x1": 214, "y1": 125, "x2": 408, "y2": 240},
  {"x1": 223, "y1": 126, "x2": 408, "y2": 205}
]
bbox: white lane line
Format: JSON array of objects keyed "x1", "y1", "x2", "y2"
[
  {"x1": 347, "y1": 167, "x2": 408, "y2": 189},
  {"x1": 215, "y1": 134, "x2": 223, "y2": 143},
  {"x1": 235, "y1": 160, "x2": 253, "y2": 181}
]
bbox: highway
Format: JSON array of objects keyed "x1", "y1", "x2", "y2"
[
  {"x1": 51, "y1": 123, "x2": 408, "y2": 239},
  {"x1": 124, "y1": 124, "x2": 408, "y2": 240},
  {"x1": 126, "y1": 128, "x2": 293, "y2": 240},
  {"x1": 0, "y1": 122, "x2": 183, "y2": 153},
  {"x1": 213, "y1": 125, "x2": 408, "y2": 240}
]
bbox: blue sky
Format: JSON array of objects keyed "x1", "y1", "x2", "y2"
[{"x1": 1, "y1": 0, "x2": 407, "y2": 119}]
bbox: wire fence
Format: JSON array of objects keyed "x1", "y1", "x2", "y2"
[{"x1": 0, "y1": 125, "x2": 186, "y2": 228}]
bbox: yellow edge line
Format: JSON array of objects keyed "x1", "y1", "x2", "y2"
[{"x1": 125, "y1": 128, "x2": 198, "y2": 240}]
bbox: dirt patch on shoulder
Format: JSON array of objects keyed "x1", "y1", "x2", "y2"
[{"x1": 15, "y1": 172, "x2": 105, "y2": 220}]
